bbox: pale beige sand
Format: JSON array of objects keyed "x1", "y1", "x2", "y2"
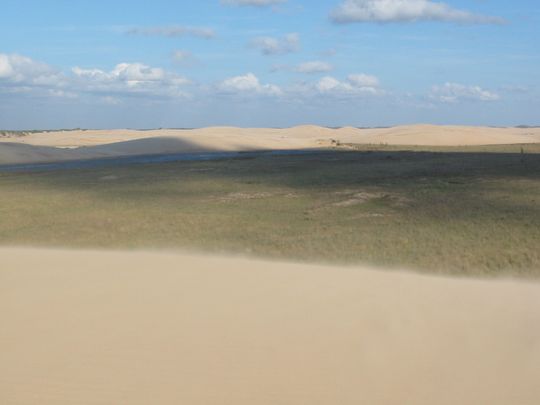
[
  {"x1": 1, "y1": 248, "x2": 539, "y2": 404},
  {"x1": 2, "y1": 124, "x2": 540, "y2": 165}
]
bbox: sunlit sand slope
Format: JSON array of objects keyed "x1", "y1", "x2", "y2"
[
  {"x1": 1, "y1": 125, "x2": 540, "y2": 165},
  {"x1": 1, "y1": 248, "x2": 539, "y2": 404}
]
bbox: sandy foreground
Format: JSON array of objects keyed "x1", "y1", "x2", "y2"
[
  {"x1": 2, "y1": 124, "x2": 540, "y2": 165},
  {"x1": 1, "y1": 248, "x2": 539, "y2": 404}
]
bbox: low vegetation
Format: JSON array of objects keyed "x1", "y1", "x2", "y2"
[
  {"x1": 1, "y1": 144, "x2": 539, "y2": 277},
  {"x1": 0, "y1": 129, "x2": 86, "y2": 137}
]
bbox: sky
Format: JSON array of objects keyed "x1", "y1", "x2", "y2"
[{"x1": 0, "y1": 0, "x2": 539, "y2": 129}]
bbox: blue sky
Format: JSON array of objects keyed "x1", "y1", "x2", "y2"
[{"x1": 1, "y1": 0, "x2": 539, "y2": 129}]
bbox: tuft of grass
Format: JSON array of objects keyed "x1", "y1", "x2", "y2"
[{"x1": 0, "y1": 145, "x2": 539, "y2": 278}]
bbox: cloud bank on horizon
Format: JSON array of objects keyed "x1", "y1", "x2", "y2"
[{"x1": 0, "y1": 0, "x2": 537, "y2": 128}]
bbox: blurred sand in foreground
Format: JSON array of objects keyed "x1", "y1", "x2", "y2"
[
  {"x1": 1, "y1": 248, "x2": 539, "y2": 404},
  {"x1": 2, "y1": 124, "x2": 540, "y2": 165}
]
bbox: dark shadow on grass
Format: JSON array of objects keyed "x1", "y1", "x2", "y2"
[{"x1": 3, "y1": 148, "x2": 540, "y2": 217}]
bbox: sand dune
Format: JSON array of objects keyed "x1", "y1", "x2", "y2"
[
  {"x1": 0, "y1": 142, "x2": 103, "y2": 165},
  {"x1": 1, "y1": 125, "x2": 540, "y2": 165},
  {"x1": 1, "y1": 248, "x2": 539, "y2": 404},
  {"x1": 346, "y1": 124, "x2": 540, "y2": 146}
]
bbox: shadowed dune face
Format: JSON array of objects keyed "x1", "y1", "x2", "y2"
[
  {"x1": 0, "y1": 137, "x2": 221, "y2": 165},
  {"x1": 1, "y1": 248, "x2": 540, "y2": 405},
  {"x1": 1, "y1": 125, "x2": 540, "y2": 165},
  {"x1": 0, "y1": 143, "x2": 74, "y2": 165}
]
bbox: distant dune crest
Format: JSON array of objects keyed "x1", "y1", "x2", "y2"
[{"x1": 1, "y1": 124, "x2": 540, "y2": 165}]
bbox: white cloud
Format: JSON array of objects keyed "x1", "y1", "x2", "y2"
[
  {"x1": 0, "y1": 54, "x2": 15, "y2": 78},
  {"x1": 0, "y1": 53, "x2": 66, "y2": 88},
  {"x1": 0, "y1": 54, "x2": 192, "y2": 100},
  {"x1": 126, "y1": 25, "x2": 215, "y2": 39},
  {"x1": 347, "y1": 73, "x2": 379, "y2": 87},
  {"x1": 430, "y1": 83, "x2": 500, "y2": 103},
  {"x1": 330, "y1": 0, "x2": 505, "y2": 24},
  {"x1": 219, "y1": 73, "x2": 282, "y2": 96},
  {"x1": 316, "y1": 77, "x2": 342, "y2": 92},
  {"x1": 72, "y1": 63, "x2": 191, "y2": 97},
  {"x1": 1, "y1": 53, "x2": 390, "y2": 106},
  {"x1": 295, "y1": 61, "x2": 334, "y2": 74},
  {"x1": 250, "y1": 33, "x2": 300, "y2": 55},
  {"x1": 221, "y1": 0, "x2": 286, "y2": 6},
  {"x1": 315, "y1": 74, "x2": 382, "y2": 95},
  {"x1": 73, "y1": 63, "x2": 165, "y2": 84}
]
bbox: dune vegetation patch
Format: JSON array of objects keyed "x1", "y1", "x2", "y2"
[
  {"x1": 331, "y1": 189, "x2": 411, "y2": 208},
  {"x1": 216, "y1": 191, "x2": 299, "y2": 203},
  {"x1": 217, "y1": 191, "x2": 276, "y2": 202}
]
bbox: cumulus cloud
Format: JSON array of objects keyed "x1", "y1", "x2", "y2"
[
  {"x1": 250, "y1": 33, "x2": 300, "y2": 55},
  {"x1": 2, "y1": 53, "x2": 391, "y2": 106},
  {"x1": 126, "y1": 25, "x2": 215, "y2": 39},
  {"x1": 430, "y1": 83, "x2": 500, "y2": 103},
  {"x1": 330, "y1": 0, "x2": 505, "y2": 24},
  {"x1": 0, "y1": 55, "x2": 14, "y2": 78},
  {"x1": 72, "y1": 63, "x2": 166, "y2": 84},
  {"x1": 0, "y1": 53, "x2": 193, "y2": 101},
  {"x1": 295, "y1": 61, "x2": 334, "y2": 74},
  {"x1": 315, "y1": 74, "x2": 382, "y2": 95},
  {"x1": 221, "y1": 0, "x2": 286, "y2": 6},
  {"x1": 219, "y1": 73, "x2": 282, "y2": 96},
  {"x1": 72, "y1": 63, "x2": 191, "y2": 97},
  {"x1": 0, "y1": 53, "x2": 66, "y2": 89}
]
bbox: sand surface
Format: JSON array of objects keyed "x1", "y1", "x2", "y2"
[
  {"x1": 2, "y1": 124, "x2": 540, "y2": 165},
  {"x1": 1, "y1": 248, "x2": 539, "y2": 404}
]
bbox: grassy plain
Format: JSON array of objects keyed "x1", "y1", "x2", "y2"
[{"x1": 1, "y1": 144, "x2": 539, "y2": 277}]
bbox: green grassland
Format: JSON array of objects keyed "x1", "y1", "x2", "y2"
[{"x1": 1, "y1": 144, "x2": 539, "y2": 277}]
